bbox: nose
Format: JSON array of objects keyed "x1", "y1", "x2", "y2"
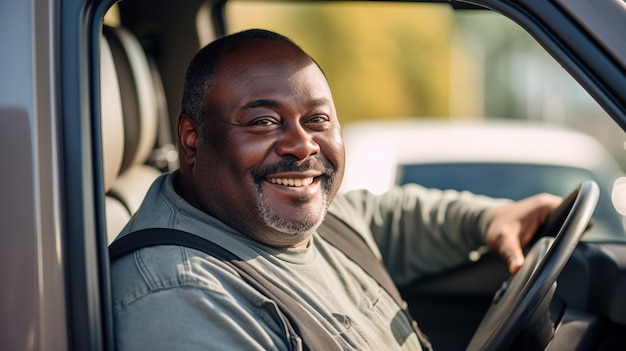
[{"x1": 275, "y1": 122, "x2": 320, "y2": 160}]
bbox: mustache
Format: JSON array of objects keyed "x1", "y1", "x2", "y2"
[{"x1": 252, "y1": 157, "x2": 335, "y2": 183}]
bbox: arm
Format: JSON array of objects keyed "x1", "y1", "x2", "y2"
[
  {"x1": 333, "y1": 185, "x2": 560, "y2": 285},
  {"x1": 334, "y1": 184, "x2": 510, "y2": 285}
]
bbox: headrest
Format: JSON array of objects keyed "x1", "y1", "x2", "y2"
[
  {"x1": 103, "y1": 26, "x2": 159, "y2": 173},
  {"x1": 100, "y1": 34, "x2": 125, "y2": 191}
]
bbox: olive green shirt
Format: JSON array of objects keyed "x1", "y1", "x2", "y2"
[{"x1": 110, "y1": 172, "x2": 507, "y2": 350}]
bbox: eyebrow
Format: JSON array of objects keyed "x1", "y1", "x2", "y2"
[
  {"x1": 242, "y1": 98, "x2": 331, "y2": 110},
  {"x1": 242, "y1": 99, "x2": 281, "y2": 110}
]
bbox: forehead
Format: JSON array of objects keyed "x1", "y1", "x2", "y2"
[
  {"x1": 218, "y1": 38, "x2": 311, "y2": 69},
  {"x1": 211, "y1": 39, "x2": 331, "y2": 104},
  {"x1": 216, "y1": 39, "x2": 321, "y2": 80}
]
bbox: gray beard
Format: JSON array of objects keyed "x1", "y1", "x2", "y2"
[{"x1": 255, "y1": 188, "x2": 328, "y2": 236}]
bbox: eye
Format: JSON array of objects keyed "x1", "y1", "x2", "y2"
[
  {"x1": 247, "y1": 117, "x2": 281, "y2": 133},
  {"x1": 305, "y1": 114, "x2": 331, "y2": 131},
  {"x1": 308, "y1": 115, "x2": 328, "y2": 123},
  {"x1": 251, "y1": 118, "x2": 277, "y2": 126}
]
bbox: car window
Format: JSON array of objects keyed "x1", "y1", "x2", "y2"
[
  {"x1": 226, "y1": 0, "x2": 626, "y2": 244},
  {"x1": 225, "y1": 2, "x2": 620, "y2": 145},
  {"x1": 399, "y1": 164, "x2": 594, "y2": 200},
  {"x1": 225, "y1": 1, "x2": 623, "y2": 168},
  {"x1": 399, "y1": 162, "x2": 626, "y2": 242}
]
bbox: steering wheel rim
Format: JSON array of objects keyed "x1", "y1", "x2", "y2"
[{"x1": 466, "y1": 180, "x2": 599, "y2": 351}]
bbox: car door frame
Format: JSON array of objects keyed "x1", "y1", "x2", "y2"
[{"x1": 53, "y1": 0, "x2": 626, "y2": 350}]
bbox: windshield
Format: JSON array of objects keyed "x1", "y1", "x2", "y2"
[{"x1": 398, "y1": 162, "x2": 626, "y2": 242}]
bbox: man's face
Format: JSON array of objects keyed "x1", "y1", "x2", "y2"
[{"x1": 184, "y1": 40, "x2": 344, "y2": 248}]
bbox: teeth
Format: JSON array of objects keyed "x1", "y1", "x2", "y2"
[{"x1": 269, "y1": 177, "x2": 314, "y2": 187}]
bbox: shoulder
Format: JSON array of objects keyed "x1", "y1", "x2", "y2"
[
  {"x1": 110, "y1": 245, "x2": 242, "y2": 306},
  {"x1": 110, "y1": 242, "x2": 279, "y2": 317},
  {"x1": 111, "y1": 245, "x2": 294, "y2": 350}
]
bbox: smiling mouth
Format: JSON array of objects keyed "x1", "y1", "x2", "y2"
[{"x1": 268, "y1": 177, "x2": 315, "y2": 187}]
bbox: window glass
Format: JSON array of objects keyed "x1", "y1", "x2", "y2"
[
  {"x1": 226, "y1": 2, "x2": 616, "y2": 133},
  {"x1": 226, "y1": 1, "x2": 622, "y2": 167},
  {"x1": 399, "y1": 163, "x2": 626, "y2": 242},
  {"x1": 226, "y1": 1, "x2": 626, "y2": 242}
]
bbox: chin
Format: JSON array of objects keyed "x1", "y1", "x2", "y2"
[{"x1": 265, "y1": 215, "x2": 322, "y2": 236}]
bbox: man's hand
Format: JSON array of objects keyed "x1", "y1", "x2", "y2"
[{"x1": 485, "y1": 193, "x2": 563, "y2": 275}]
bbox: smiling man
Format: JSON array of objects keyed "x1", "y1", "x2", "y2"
[
  {"x1": 174, "y1": 35, "x2": 343, "y2": 249},
  {"x1": 110, "y1": 29, "x2": 561, "y2": 350}
]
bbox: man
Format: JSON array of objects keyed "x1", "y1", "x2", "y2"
[{"x1": 110, "y1": 29, "x2": 561, "y2": 350}]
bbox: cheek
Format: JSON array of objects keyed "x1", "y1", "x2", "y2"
[
  {"x1": 232, "y1": 135, "x2": 277, "y2": 166},
  {"x1": 324, "y1": 130, "x2": 346, "y2": 170}
]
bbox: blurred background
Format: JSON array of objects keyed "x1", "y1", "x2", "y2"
[
  {"x1": 103, "y1": 0, "x2": 626, "y2": 238},
  {"x1": 222, "y1": 1, "x2": 625, "y2": 170}
]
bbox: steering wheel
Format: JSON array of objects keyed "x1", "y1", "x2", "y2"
[{"x1": 466, "y1": 180, "x2": 599, "y2": 351}]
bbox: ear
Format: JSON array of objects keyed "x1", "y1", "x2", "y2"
[{"x1": 176, "y1": 113, "x2": 200, "y2": 167}]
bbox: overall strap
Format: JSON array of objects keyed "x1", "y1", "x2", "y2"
[
  {"x1": 317, "y1": 214, "x2": 433, "y2": 351},
  {"x1": 109, "y1": 228, "x2": 341, "y2": 351}
]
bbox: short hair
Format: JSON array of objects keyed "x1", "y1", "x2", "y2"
[{"x1": 180, "y1": 29, "x2": 298, "y2": 133}]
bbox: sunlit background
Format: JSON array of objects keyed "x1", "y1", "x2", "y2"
[
  {"x1": 106, "y1": 1, "x2": 625, "y2": 169},
  {"x1": 225, "y1": 1, "x2": 626, "y2": 238},
  {"x1": 223, "y1": 1, "x2": 624, "y2": 169},
  {"x1": 104, "y1": 1, "x2": 626, "y2": 238}
]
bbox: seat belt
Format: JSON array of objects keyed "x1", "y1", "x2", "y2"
[
  {"x1": 109, "y1": 213, "x2": 431, "y2": 351},
  {"x1": 109, "y1": 227, "x2": 340, "y2": 351},
  {"x1": 317, "y1": 214, "x2": 433, "y2": 351}
]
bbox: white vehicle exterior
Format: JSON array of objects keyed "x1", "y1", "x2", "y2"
[
  {"x1": 341, "y1": 119, "x2": 626, "y2": 241},
  {"x1": 342, "y1": 119, "x2": 624, "y2": 194}
]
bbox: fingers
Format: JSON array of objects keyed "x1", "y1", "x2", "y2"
[
  {"x1": 490, "y1": 228, "x2": 525, "y2": 274},
  {"x1": 485, "y1": 193, "x2": 563, "y2": 275},
  {"x1": 503, "y1": 243, "x2": 525, "y2": 275}
]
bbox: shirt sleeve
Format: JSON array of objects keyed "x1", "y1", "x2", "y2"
[{"x1": 330, "y1": 184, "x2": 511, "y2": 286}]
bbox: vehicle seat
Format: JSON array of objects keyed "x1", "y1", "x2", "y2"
[
  {"x1": 102, "y1": 25, "x2": 171, "y2": 243},
  {"x1": 100, "y1": 33, "x2": 131, "y2": 241}
]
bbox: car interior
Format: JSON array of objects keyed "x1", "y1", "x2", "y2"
[
  {"x1": 65, "y1": 0, "x2": 626, "y2": 349},
  {"x1": 100, "y1": 24, "x2": 172, "y2": 243}
]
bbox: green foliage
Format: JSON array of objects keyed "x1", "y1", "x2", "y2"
[{"x1": 227, "y1": 2, "x2": 458, "y2": 123}]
